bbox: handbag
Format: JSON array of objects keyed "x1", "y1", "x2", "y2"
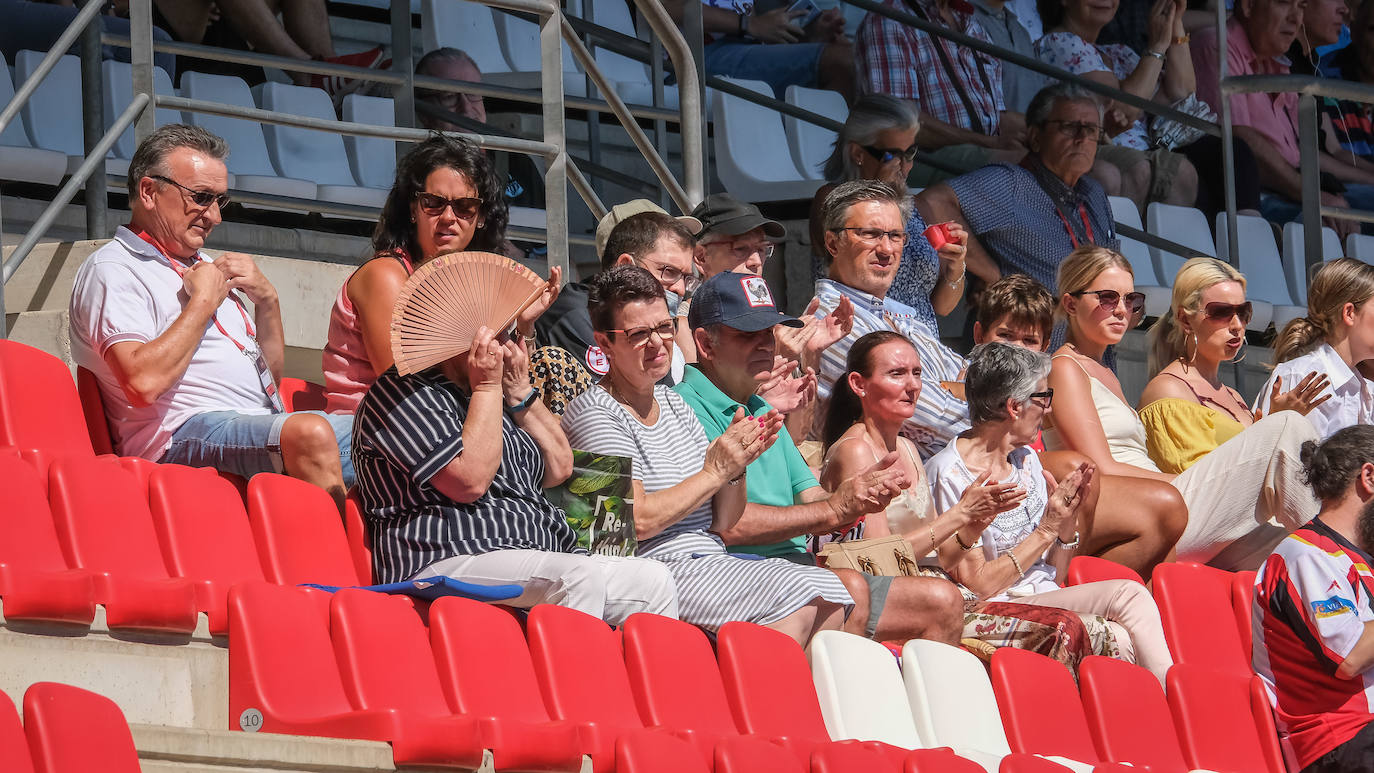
[
  {"x1": 817, "y1": 534, "x2": 921, "y2": 577},
  {"x1": 1148, "y1": 92, "x2": 1216, "y2": 150}
]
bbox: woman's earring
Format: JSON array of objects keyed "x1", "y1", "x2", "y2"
[{"x1": 1183, "y1": 331, "x2": 1198, "y2": 367}]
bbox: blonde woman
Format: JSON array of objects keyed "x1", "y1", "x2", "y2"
[
  {"x1": 1045, "y1": 246, "x2": 1319, "y2": 570},
  {"x1": 1254, "y1": 258, "x2": 1374, "y2": 439},
  {"x1": 1139, "y1": 257, "x2": 1330, "y2": 473}
]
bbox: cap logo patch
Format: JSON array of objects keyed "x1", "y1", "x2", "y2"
[
  {"x1": 585, "y1": 345, "x2": 610, "y2": 375},
  {"x1": 740, "y1": 276, "x2": 774, "y2": 308}
]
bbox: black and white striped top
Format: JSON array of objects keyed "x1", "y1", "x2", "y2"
[{"x1": 352, "y1": 366, "x2": 578, "y2": 584}]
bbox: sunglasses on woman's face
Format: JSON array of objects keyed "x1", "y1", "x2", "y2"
[
  {"x1": 1072, "y1": 289, "x2": 1147, "y2": 314},
  {"x1": 415, "y1": 192, "x2": 482, "y2": 218},
  {"x1": 1202, "y1": 301, "x2": 1253, "y2": 325}
]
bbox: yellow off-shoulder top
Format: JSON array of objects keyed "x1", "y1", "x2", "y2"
[{"x1": 1138, "y1": 398, "x2": 1246, "y2": 474}]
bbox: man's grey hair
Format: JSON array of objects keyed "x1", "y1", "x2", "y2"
[
  {"x1": 822, "y1": 94, "x2": 921, "y2": 182},
  {"x1": 820, "y1": 179, "x2": 913, "y2": 234},
  {"x1": 126, "y1": 123, "x2": 228, "y2": 200},
  {"x1": 1025, "y1": 82, "x2": 1105, "y2": 128},
  {"x1": 965, "y1": 342, "x2": 1052, "y2": 425}
]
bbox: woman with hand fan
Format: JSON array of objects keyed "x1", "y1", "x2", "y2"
[{"x1": 323, "y1": 133, "x2": 560, "y2": 414}]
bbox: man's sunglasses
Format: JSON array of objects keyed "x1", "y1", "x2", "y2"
[
  {"x1": 152, "y1": 175, "x2": 231, "y2": 210},
  {"x1": 416, "y1": 192, "x2": 483, "y2": 218},
  {"x1": 1202, "y1": 301, "x2": 1253, "y2": 325},
  {"x1": 862, "y1": 144, "x2": 920, "y2": 164}
]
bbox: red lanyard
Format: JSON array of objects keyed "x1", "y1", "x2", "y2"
[
  {"x1": 1054, "y1": 203, "x2": 1095, "y2": 249},
  {"x1": 134, "y1": 229, "x2": 258, "y2": 355}
]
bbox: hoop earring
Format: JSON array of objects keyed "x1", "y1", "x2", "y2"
[
  {"x1": 1231, "y1": 337, "x2": 1247, "y2": 365},
  {"x1": 1182, "y1": 332, "x2": 1198, "y2": 367}
]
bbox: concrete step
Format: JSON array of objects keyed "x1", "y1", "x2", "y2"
[{"x1": 133, "y1": 723, "x2": 397, "y2": 773}]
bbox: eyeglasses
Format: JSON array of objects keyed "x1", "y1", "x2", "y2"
[
  {"x1": 712, "y1": 239, "x2": 775, "y2": 262},
  {"x1": 833, "y1": 227, "x2": 908, "y2": 246},
  {"x1": 1072, "y1": 289, "x2": 1146, "y2": 314},
  {"x1": 607, "y1": 318, "x2": 679, "y2": 348},
  {"x1": 415, "y1": 192, "x2": 483, "y2": 218},
  {"x1": 632, "y1": 257, "x2": 700, "y2": 293},
  {"x1": 1027, "y1": 388, "x2": 1054, "y2": 406},
  {"x1": 1202, "y1": 301, "x2": 1253, "y2": 325},
  {"x1": 861, "y1": 144, "x2": 919, "y2": 165},
  {"x1": 1043, "y1": 120, "x2": 1105, "y2": 141},
  {"x1": 151, "y1": 175, "x2": 231, "y2": 210}
]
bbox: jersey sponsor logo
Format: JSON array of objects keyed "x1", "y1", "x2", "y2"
[
  {"x1": 585, "y1": 345, "x2": 610, "y2": 375},
  {"x1": 1311, "y1": 595, "x2": 1356, "y2": 619}
]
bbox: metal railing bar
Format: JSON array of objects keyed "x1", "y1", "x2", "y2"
[
  {"x1": 1222, "y1": 73, "x2": 1374, "y2": 103},
  {"x1": 1319, "y1": 205, "x2": 1374, "y2": 226},
  {"x1": 628, "y1": 0, "x2": 705, "y2": 205},
  {"x1": 3, "y1": 95, "x2": 148, "y2": 284},
  {"x1": 0, "y1": 0, "x2": 104, "y2": 138},
  {"x1": 568, "y1": 160, "x2": 608, "y2": 220},
  {"x1": 706, "y1": 77, "x2": 844, "y2": 132},
  {"x1": 1116, "y1": 222, "x2": 1208, "y2": 261}
]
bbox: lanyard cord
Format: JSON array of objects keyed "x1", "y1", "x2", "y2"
[
  {"x1": 1053, "y1": 202, "x2": 1095, "y2": 249},
  {"x1": 136, "y1": 230, "x2": 258, "y2": 354}
]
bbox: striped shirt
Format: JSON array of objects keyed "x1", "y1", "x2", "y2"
[
  {"x1": 813, "y1": 278, "x2": 971, "y2": 459},
  {"x1": 352, "y1": 366, "x2": 578, "y2": 584}
]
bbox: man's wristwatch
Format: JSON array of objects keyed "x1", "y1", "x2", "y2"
[{"x1": 508, "y1": 387, "x2": 540, "y2": 414}]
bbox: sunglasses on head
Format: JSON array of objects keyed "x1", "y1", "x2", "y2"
[
  {"x1": 1202, "y1": 301, "x2": 1253, "y2": 325},
  {"x1": 1072, "y1": 289, "x2": 1147, "y2": 314},
  {"x1": 416, "y1": 192, "x2": 482, "y2": 218},
  {"x1": 861, "y1": 144, "x2": 919, "y2": 164}
]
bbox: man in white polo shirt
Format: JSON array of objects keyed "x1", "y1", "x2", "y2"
[{"x1": 68, "y1": 124, "x2": 353, "y2": 507}]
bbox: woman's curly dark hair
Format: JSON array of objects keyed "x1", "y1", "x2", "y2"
[{"x1": 372, "y1": 133, "x2": 509, "y2": 258}]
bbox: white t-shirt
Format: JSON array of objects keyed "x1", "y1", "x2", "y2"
[
  {"x1": 925, "y1": 440, "x2": 1058, "y2": 600},
  {"x1": 68, "y1": 227, "x2": 273, "y2": 460},
  {"x1": 1254, "y1": 343, "x2": 1374, "y2": 440}
]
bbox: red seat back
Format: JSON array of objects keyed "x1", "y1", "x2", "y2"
[
  {"x1": 1232, "y1": 569, "x2": 1257, "y2": 665},
  {"x1": 623, "y1": 612, "x2": 740, "y2": 737},
  {"x1": 527, "y1": 604, "x2": 645, "y2": 729},
  {"x1": 330, "y1": 589, "x2": 452, "y2": 714},
  {"x1": 246, "y1": 473, "x2": 360, "y2": 587},
  {"x1": 23, "y1": 682, "x2": 140, "y2": 773},
  {"x1": 278, "y1": 377, "x2": 328, "y2": 412},
  {"x1": 75, "y1": 366, "x2": 115, "y2": 456},
  {"x1": 990, "y1": 648, "x2": 1099, "y2": 763},
  {"x1": 1079, "y1": 656, "x2": 1189, "y2": 773},
  {"x1": 716, "y1": 621, "x2": 832, "y2": 743},
  {"x1": 343, "y1": 489, "x2": 374, "y2": 585},
  {"x1": 615, "y1": 731, "x2": 710, "y2": 773},
  {"x1": 0, "y1": 341, "x2": 94, "y2": 458},
  {"x1": 1167, "y1": 664, "x2": 1285, "y2": 773},
  {"x1": 714, "y1": 735, "x2": 805, "y2": 773},
  {"x1": 0, "y1": 690, "x2": 35, "y2": 773},
  {"x1": 148, "y1": 464, "x2": 265, "y2": 586},
  {"x1": 811, "y1": 742, "x2": 904, "y2": 773},
  {"x1": 997, "y1": 753, "x2": 1093, "y2": 772},
  {"x1": 903, "y1": 748, "x2": 985, "y2": 772},
  {"x1": 0, "y1": 455, "x2": 75, "y2": 574},
  {"x1": 1066, "y1": 555, "x2": 1144, "y2": 586},
  {"x1": 47, "y1": 455, "x2": 174, "y2": 580},
  {"x1": 429, "y1": 597, "x2": 553, "y2": 722},
  {"x1": 1152, "y1": 563, "x2": 1248, "y2": 673}
]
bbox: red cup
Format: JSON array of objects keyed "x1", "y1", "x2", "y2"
[{"x1": 924, "y1": 222, "x2": 954, "y2": 250}]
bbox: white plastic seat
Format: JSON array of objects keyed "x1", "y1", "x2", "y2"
[
  {"x1": 807, "y1": 630, "x2": 924, "y2": 748},
  {"x1": 712, "y1": 77, "x2": 820, "y2": 202},
  {"x1": 497, "y1": 14, "x2": 587, "y2": 97},
  {"x1": 102, "y1": 60, "x2": 181, "y2": 160},
  {"x1": 422, "y1": 0, "x2": 511, "y2": 76},
  {"x1": 783, "y1": 85, "x2": 846, "y2": 182},
  {"x1": 1217, "y1": 213, "x2": 1304, "y2": 333},
  {"x1": 1109, "y1": 195, "x2": 1170, "y2": 317},
  {"x1": 14, "y1": 50, "x2": 97, "y2": 176},
  {"x1": 340, "y1": 93, "x2": 396, "y2": 191},
  {"x1": 1280, "y1": 222, "x2": 1342, "y2": 305},
  {"x1": 179, "y1": 71, "x2": 317, "y2": 201},
  {"x1": 1347, "y1": 233, "x2": 1374, "y2": 261},
  {"x1": 255, "y1": 82, "x2": 387, "y2": 209},
  {"x1": 0, "y1": 54, "x2": 65, "y2": 185},
  {"x1": 1145, "y1": 202, "x2": 1216, "y2": 289}
]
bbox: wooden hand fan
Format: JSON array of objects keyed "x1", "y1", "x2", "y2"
[{"x1": 390, "y1": 250, "x2": 546, "y2": 375}]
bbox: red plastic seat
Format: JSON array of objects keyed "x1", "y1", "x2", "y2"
[
  {"x1": 1078, "y1": 656, "x2": 1189, "y2": 772},
  {"x1": 1232, "y1": 569, "x2": 1257, "y2": 664},
  {"x1": 247, "y1": 472, "x2": 361, "y2": 587},
  {"x1": 714, "y1": 735, "x2": 805, "y2": 773},
  {"x1": 430, "y1": 596, "x2": 611, "y2": 771},
  {"x1": 0, "y1": 341, "x2": 95, "y2": 459},
  {"x1": 1152, "y1": 562, "x2": 1248, "y2": 674},
  {"x1": 75, "y1": 366, "x2": 114, "y2": 456},
  {"x1": 23, "y1": 682, "x2": 140, "y2": 773},
  {"x1": 279, "y1": 377, "x2": 328, "y2": 412},
  {"x1": 47, "y1": 455, "x2": 199, "y2": 633},
  {"x1": 996, "y1": 755, "x2": 1079, "y2": 771},
  {"x1": 1065, "y1": 556, "x2": 1143, "y2": 587},
  {"x1": 148, "y1": 464, "x2": 266, "y2": 635},
  {"x1": 0, "y1": 454, "x2": 97, "y2": 625},
  {"x1": 1166, "y1": 664, "x2": 1285, "y2": 773},
  {"x1": 990, "y1": 649, "x2": 1100, "y2": 765},
  {"x1": 343, "y1": 489, "x2": 373, "y2": 585},
  {"x1": 330, "y1": 588, "x2": 584, "y2": 771},
  {"x1": 904, "y1": 748, "x2": 985, "y2": 772},
  {"x1": 616, "y1": 731, "x2": 710, "y2": 773},
  {"x1": 811, "y1": 742, "x2": 906, "y2": 772},
  {"x1": 0, "y1": 689, "x2": 36, "y2": 773}
]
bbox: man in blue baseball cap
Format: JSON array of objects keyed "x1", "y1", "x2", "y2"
[{"x1": 674, "y1": 272, "x2": 964, "y2": 646}]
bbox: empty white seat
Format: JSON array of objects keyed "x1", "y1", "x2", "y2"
[
  {"x1": 180, "y1": 71, "x2": 317, "y2": 201},
  {"x1": 783, "y1": 85, "x2": 845, "y2": 182},
  {"x1": 1347, "y1": 233, "x2": 1374, "y2": 261},
  {"x1": 1217, "y1": 212, "x2": 1304, "y2": 332},
  {"x1": 423, "y1": 0, "x2": 517, "y2": 83},
  {"x1": 497, "y1": 13, "x2": 587, "y2": 97},
  {"x1": 0, "y1": 54, "x2": 65, "y2": 185},
  {"x1": 712, "y1": 77, "x2": 820, "y2": 202},
  {"x1": 102, "y1": 60, "x2": 181, "y2": 160},
  {"x1": 255, "y1": 81, "x2": 387, "y2": 209},
  {"x1": 807, "y1": 630, "x2": 923, "y2": 748},
  {"x1": 1145, "y1": 202, "x2": 1215, "y2": 289},
  {"x1": 1109, "y1": 195, "x2": 1169, "y2": 317},
  {"x1": 340, "y1": 93, "x2": 396, "y2": 191},
  {"x1": 1280, "y1": 221, "x2": 1342, "y2": 305},
  {"x1": 14, "y1": 50, "x2": 95, "y2": 175}
]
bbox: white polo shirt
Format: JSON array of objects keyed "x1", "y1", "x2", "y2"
[
  {"x1": 1255, "y1": 343, "x2": 1374, "y2": 440},
  {"x1": 68, "y1": 227, "x2": 272, "y2": 461}
]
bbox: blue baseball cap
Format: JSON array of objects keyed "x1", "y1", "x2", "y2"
[{"x1": 687, "y1": 272, "x2": 802, "y2": 332}]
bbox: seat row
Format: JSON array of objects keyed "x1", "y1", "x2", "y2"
[{"x1": 1, "y1": 682, "x2": 144, "y2": 773}]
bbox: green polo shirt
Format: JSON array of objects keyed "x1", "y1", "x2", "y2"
[{"x1": 673, "y1": 365, "x2": 817, "y2": 558}]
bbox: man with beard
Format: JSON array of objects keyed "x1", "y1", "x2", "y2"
[{"x1": 1254, "y1": 425, "x2": 1374, "y2": 772}]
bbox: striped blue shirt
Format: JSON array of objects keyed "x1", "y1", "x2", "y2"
[{"x1": 352, "y1": 366, "x2": 579, "y2": 584}]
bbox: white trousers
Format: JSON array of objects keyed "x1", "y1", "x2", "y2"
[
  {"x1": 1019, "y1": 579, "x2": 1174, "y2": 683},
  {"x1": 418, "y1": 550, "x2": 680, "y2": 625}
]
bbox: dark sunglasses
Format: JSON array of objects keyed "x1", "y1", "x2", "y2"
[
  {"x1": 1202, "y1": 301, "x2": 1253, "y2": 325},
  {"x1": 1028, "y1": 388, "x2": 1054, "y2": 406},
  {"x1": 862, "y1": 144, "x2": 919, "y2": 164},
  {"x1": 607, "y1": 318, "x2": 679, "y2": 348},
  {"x1": 151, "y1": 175, "x2": 231, "y2": 209},
  {"x1": 416, "y1": 192, "x2": 483, "y2": 218},
  {"x1": 1072, "y1": 289, "x2": 1147, "y2": 314}
]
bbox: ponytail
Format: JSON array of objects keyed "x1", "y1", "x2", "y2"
[{"x1": 1276, "y1": 258, "x2": 1374, "y2": 365}]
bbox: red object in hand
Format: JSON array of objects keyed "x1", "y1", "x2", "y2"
[{"x1": 924, "y1": 222, "x2": 954, "y2": 250}]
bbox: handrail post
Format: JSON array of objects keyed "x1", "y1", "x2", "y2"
[
  {"x1": 1298, "y1": 92, "x2": 1323, "y2": 280},
  {"x1": 683, "y1": 0, "x2": 707, "y2": 194},
  {"x1": 391, "y1": 0, "x2": 415, "y2": 156},
  {"x1": 542, "y1": 8, "x2": 570, "y2": 276},
  {"x1": 129, "y1": 0, "x2": 156, "y2": 142},
  {"x1": 81, "y1": 17, "x2": 108, "y2": 239},
  {"x1": 632, "y1": 0, "x2": 705, "y2": 205},
  {"x1": 1216, "y1": 0, "x2": 1237, "y2": 261}
]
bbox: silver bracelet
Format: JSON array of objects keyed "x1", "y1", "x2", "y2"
[
  {"x1": 1056, "y1": 532, "x2": 1081, "y2": 549},
  {"x1": 946, "y1": 265, "x2": 965, "y2": 290},
  {"x1": 1146, "y1": 50, "x2": 1166, "y2": 62}
]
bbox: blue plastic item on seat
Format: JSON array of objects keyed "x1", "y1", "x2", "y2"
[{"x1": 301, "y1": 576, "x2": 523, "y2": 602}]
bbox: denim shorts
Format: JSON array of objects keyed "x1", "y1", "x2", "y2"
[
  {"x1": 160, "y1": 410, "x2": 355, "y2": 486},
  {"x1": 702, "y1": 39, "x2": 825, "y2": 97}
]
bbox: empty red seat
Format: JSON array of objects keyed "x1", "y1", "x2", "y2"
[
  {"x1": 904, "y1": 748, "x2": 985, "y2": 772},
  {"x1": 343, "y1": 489, "x2": 373, "y2": 585},
  {"x1": 1167, "y1": 664, "x2": 1285, "y2": 773},
  {"x1": 714, "y1": 735, "x2": 805, "y2": 773},
  {"x1": 0, "y1": 454, "x2": 96, "y2": 625},
  {"x1": 1078, "y1": 656, "x2": 1189, "y2": 772},
  {"x1": 279, "y1": 377, "x2": 328, "y2": 412},
  {"x1": 247, "y1": 472, "x2": 361, "y2": 587},
  {"x1": 1152, "y1": 562, "x2": 1248, "y2": 674},
  {"x1": 1065, "y1": 556, "x2": 1143, "y2": 587},
  {"x1": 616, "y1": 731, "x2": 709, "y2": 773},
  {"x1": 996, "y1": 755, "x2": 1080, "y2": 771},
  {"x1": 75, "y1": 366, "x2": 114, "y2": 456},
  {"x1": 23, "y1": 682, "x2": 140, "y2": 773},
  {"x1": 330, "y1": 588, "x2": 584, "y2": 771},
  {"x1": 0, "y1": 689, "x2": 36, "y2": 773},
  {"x1": 0, "y1": 341, "x2": 95, "y2": 460},
  {"x1": 47, "y1": 455, "x2": 198, "y2": 633},
  {"x1": 811, "y1": 742, "x2": 906, "y2": 772},
  {"x1": 148, "y1": 464, "x2": 266, "y2": 635},
  {"x1": 991, "y1": 649, "x2": 1100, "y2": 765},
  {"x1": 1232, "y1": 569, "x2": 1257, "y2": 663}
]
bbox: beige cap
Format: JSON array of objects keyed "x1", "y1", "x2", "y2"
[{"x1": 594, "y1": 199, "x2": 704, "y2": 259}]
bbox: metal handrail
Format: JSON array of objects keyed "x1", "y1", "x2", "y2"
[{"x1": 626, "y1": 0, "x2": 706, "y2": 205}]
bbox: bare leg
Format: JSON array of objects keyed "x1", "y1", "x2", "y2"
[
  {"x1": 279, "y1": 413, "x2": 347, "y2": 515},
  {"x1": 214, "y1": 0, "x2": 316, "y2": 84},
  {"x1": 808, "y1": 600, "x2": 847, "y2": 641},
  {"x1": 764, "y1": 604, "x2": 819, "y2": 646},
  {"x1": 279, "y1": 0, "x2": 336, "y2": 59},
  {"x1": 870, "y1": 576, "x2": 964, "y2": 646},
  {"x1": 1089, "y1": 157, "x2": 1123, "y2": 198},
  {"x1": 834, "y1": 569, "x2": 873, "y2": 638},
  {"x1": 1164, "y1": 157, "x2": 1200, "y2": 207}
]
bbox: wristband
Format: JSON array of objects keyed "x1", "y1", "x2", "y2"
[
  {"x1": 1056, "y1": 532, "x2": 1080, "y2": 549},
  {"x1": 508, "y1": 387, "x2": 540, "y2": 414},
  {"x1": 738, "y1": 12, "x2": 748, "y2": 37},
  {"x1": 1146, "y1": 50, "x2": 1166, "y2": 62}
]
